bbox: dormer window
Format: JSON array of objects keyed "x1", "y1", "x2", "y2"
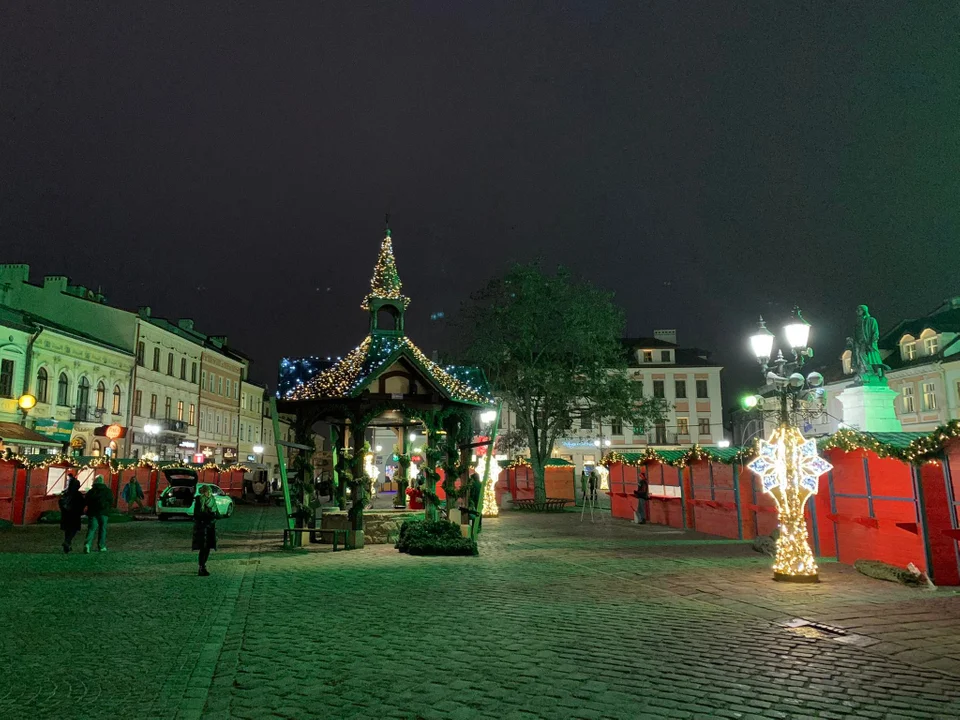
[
  {"x1": 903, "y1": 342, "x2": 916, "y2": 361},
  {"x1": 642, "y1": 350, "x2": 653, "y2": 363},
  {"x1": 660, "y1": 350, "x2": 671, "y2": 363},
  {"x1": 921, "y1": 330, "x2": 939, "y2": 356}
]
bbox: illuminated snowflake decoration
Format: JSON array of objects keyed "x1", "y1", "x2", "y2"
[{"x1": 748, "y1": 432, "x2": 832, "y2": 495}]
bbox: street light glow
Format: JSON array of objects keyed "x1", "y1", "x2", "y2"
[
  {"x1": 375, "y1": 444, "x2": 383, "y2": 452},
  {"x1": 749, "y1": 317, "x2": 774, "y2": 361},
  {"x1": 480, "y1": 410, "x2": 497, "y2": 424},
  {"x1": 717, "y1": 440, "x2": 731, "y2": 448},
  {"x1": 17, "y1": 394, "x2": 37, "y2": 411},
  {"x1": 253, "y1": 444, "x2": 264, "y2": 454},
  {"x1": 784, "y1": 307, "x2": 811, "y2": 350},
  {"x1": 144, "y1": 423, "x2": 161, "y2": 435}
]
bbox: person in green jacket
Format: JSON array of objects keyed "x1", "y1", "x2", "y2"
[
  {"x1": 122, "y1": 476, "x2": 145, "y2": 513},
  {"x1": 84, "y1": 475, "x2": 114, "y2": 553},
  {"x1": 193, "y1": 485, "x2": 220, "y2": 576}
]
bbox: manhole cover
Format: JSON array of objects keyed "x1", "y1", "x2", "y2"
[{"x1": 779, "y1": 618, "x2": 877, "y2": 646}]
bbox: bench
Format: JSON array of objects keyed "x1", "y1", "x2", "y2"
[
  {"x1": 512, "y1": 498, "x2": 572, "y2": 512},
  {"x1": 282, "y1": 527, "x2": 350, "y2": 551}
]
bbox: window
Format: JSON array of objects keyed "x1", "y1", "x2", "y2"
[
  {"x1": 149, "y1": 393, "x2": 157, "y2": 418},
  {"x1": 653, "y1": 380, "x2": 665, "y2": 398},
  {"x1": 226, "y1": 378, "x2": 231, "y2": 398},
  {"x1": 177, "y1": 400, "x2": 184, "y2": 421},
  {"x1": 696, "y1": 379, "x2": 709, "y2": 398},
  {"x1": 924, "y1": 336, "x2": 939, "y2": 355},
  {"x1": 134, "y1": 390, "x2": 142, "y2": 416},
  {"x1": 654, "y1": 422, "x2": 667, "y2": 444},
  {"x1": 611, "y1": 419, "x2": 623, "y2": 436},
  {"x1": 191, "y1": 362, "x2": 198, "y2": 383},
  {"x1": 643, "y1": 350, "x2": 653, "y2": 363},
  {"x1": 152, "y1": 347, "x2": 161, "y2": 371},
  {"x1": 164, "y1": 396, "x2": 172, "y2": 419},
  {"x1": 698, "y1": 418, "x2": 711, "y2": 436},
  {"x1": 902, "y1": 386, "x2": 915, "y2": 413},
  {"x1": 188, "y1": 403, "x2": 196, "y2": 426},
  {"x1": 136, "y1": 341, "x2": 145, "y2": 366},
  {"x1": 232, "y1": 416, "x2": 238, "y2": 437},
  {"x1": 922, "y1": 382, "x2": 937, "y2": 411},
  {"x1": 36, "y1": 367, "x2": 48, "y2": 403},
  {"x1": 660, "y1": 350, "x2": 670, "y2": 362},
  {"x1": 903, "y1": 342, "x2": 916, "y2": 361},
  {"x1": 76, "y1": 376, "x2": 90, "y2": 410},
  {"x1": 218, "y1": 377, "x2": 223, "y2": 395},
  {"x1": 57, "y1": 373, "x2": 69, "y2": 406},
  {"x1": 216, "y1": 414, "x2": 221, "y2": 433},
  {"x1": 581, "y1": 415, "x2": 592, "y2": 430},
  {"x1": 180, "y1": 358, "x2": 187, "y2": 380},
  {"x1": 200, "y1": 410, "x2": 205, "y2": 432},
  {"x1": 677, "y1": 417, "x2": 689, "y2": 436},
  {"x1": 95, "y1": 381, "x2": 105, "y2": 410},
  {"x1": 112, "y1": 385, "x2": 122, "y2": 414},
  {"x1": 636, "y1": 380, "x2": 644, "y2": 396},
  {"x1": 201, "y1": 370, "x2": 207, "y2": 390},
  {"x1": 675, "y1": 380, "x2": 686, "y2": 399},
  {"x1": 0, "y1": 359, "x2": 13, "y2": 398},
  {"x1": 167, "y1": 352, "x2": 174, "y2": 376}
]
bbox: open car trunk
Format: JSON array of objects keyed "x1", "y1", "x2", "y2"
[
  {"x1": 163, "y1": 486, "x2": 197, "y2": 508},
  {"x1": 161, "y1": 468, "x2": 198, "y2": 509}
]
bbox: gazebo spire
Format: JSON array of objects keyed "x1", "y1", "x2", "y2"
[{"x1": 361, "y1": 224, "x2": 410, "y2": 311}]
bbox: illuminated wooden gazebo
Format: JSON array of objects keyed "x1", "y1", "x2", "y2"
[{"x1": 274, "y1": 225, "x2": 496, "y2": 547}]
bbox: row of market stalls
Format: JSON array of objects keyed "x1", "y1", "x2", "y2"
[
  {"x1": 592, "y1": 422, "x2": 960, "y2": 585},
  {"x1": 0, "y1": 454, "x2": 248, "y2": 525}
]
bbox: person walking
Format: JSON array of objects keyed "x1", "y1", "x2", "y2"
[
  {"x1": 633, "y1": 473, "x2": 650, "y2": 524},
  {"x1": 84, "y1": 475, "x2": 114, "y2": 553},
  {"x1": 122, "y1": 476, "x2": 145, "y2": 513},
  {"x1": 58, "y1": 475, "x2": 85, "y2": 553},
  {"x1": 193, "y1": 485, "x2": 220, "y2": 576},
  {"x1": 588, "y1": 469, "x2": 598, "y2": 504}
]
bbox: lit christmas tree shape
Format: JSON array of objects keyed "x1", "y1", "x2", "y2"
[{"x1": 747, "y1": 425, "x2": 832, "y2": 582}]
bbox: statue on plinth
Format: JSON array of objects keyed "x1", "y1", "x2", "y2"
[{"x1": 846, "y1": 304, "x2": 889, "y2": 386}]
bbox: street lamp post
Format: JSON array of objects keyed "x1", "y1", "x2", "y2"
[
  {"x1": 144, "y1": 423, "x2": 161, "y2": 460},
  {"x1": 746, "y1": 309, "x2": 833, "y2": 583}
]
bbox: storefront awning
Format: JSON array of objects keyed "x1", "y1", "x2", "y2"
[{"x1": 0, "y1": 422, "x2": 64, "y2": 447}]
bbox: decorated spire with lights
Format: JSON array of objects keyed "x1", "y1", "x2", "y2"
[{"x1": 361, "y1": 227, "x2": 410, "y2": 311}]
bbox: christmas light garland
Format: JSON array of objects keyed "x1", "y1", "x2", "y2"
[
  {"x1": 361, "y1": 230, "x2": 410, "y2": 310},
  {"x1": 0, "y1": 449, "x2": 248, "y2": 473}
]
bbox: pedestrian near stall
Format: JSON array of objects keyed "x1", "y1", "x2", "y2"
[
  {"x1": 58, "y1": 476, "x2": 85, "y2": 553},
  {"x1": 633, "y1": 473, "x2": 650, "y2": 524},
  {"x1": 193, "y1": 485, "x2": 221, "y2": 576},
  {"x1": 122, "y1": 475, "x2": 145, "y2": 513},
  {"x1": 84, "y1": 475, "x2": 114, "y2": 553}
]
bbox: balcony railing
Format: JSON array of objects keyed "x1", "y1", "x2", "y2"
[
  {"x1": 71, "y1": 406, "x2": 106, "y2": 422},
  {"x1": 160, "y1": 419, "x2": 189, "y2": 434}
]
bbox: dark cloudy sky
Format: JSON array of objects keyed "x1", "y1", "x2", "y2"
[{"x1": 2, "y1": 2, "x2": 959, "y2": 407}]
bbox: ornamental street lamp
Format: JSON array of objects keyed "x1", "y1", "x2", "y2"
[
  {"x1": 746, "y1": 309, "x2": 832, "y2": 583},
  {"x1": 144, "y1": 423, "x2": 161, "y2": 460},
  {"x1": 17, "y1": 393, "x2": 37, "y2": 427}
]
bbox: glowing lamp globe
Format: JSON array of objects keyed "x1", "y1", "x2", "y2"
[
  {"x1": 806, "y1": 371, "x2": 824, "y2": 387},
  {"x1": 784, "y1": 308, "x2": 810, "y2": 350},
  {"x1": 749, "y1": 318, "x2": 775, "y2": 361},
  {"x1": 741, "y1": 395, "x2": 759, "y2": 410},
  {"x1": 480, "y1": 410, "x2": 497, "y2": 424},
  {"x1": 788, "y1": 373, "x2": 805, "y2": 388},
  {"x1": 17, "y1": 394, "x2": 37, "y2": 411},
  {"x1": 252, "y1": 445, "x2": 264, "y2": 454}
]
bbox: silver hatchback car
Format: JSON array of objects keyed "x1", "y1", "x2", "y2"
[{"x1": 156, "y1": 468, "x2": 234, "y2": 520}]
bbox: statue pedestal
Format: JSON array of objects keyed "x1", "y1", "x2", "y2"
[{"x1": 837, "y1": 385, "x2": 902, "y2": 432}]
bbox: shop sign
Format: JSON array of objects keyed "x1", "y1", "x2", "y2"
[
  {"x1": 179, "y1": 440, "x2": 197, "y2": 449},
  {"x1": 246, "y1": 454, "x2": 255, "y2": 461},
  {"x1": 223, "y1": 447, "x2": 238, "y2": 460},
  {"x1": 34, "y1": 419, "x2": 74, "y2": 442},
  {"x1": 193, "y1": 453, "x2": 206, "y2": 464}
]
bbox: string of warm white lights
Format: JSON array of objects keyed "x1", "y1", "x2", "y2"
[{"x1": 361, "y1": 231, "x2": 410, "y2": 310}]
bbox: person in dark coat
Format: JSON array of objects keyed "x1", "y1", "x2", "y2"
[
  {"x1": 84, "y1": 475, "x2": 114, "y2": 553},
  {"x1": 58, "y1": 476, "x2": 85, "y2": 553},
  {"x1": 193, "y1": 485, "x2": 220, "y2": 576},
  {"x1": 633, "y1": 473, "x2": 650, "y2": 524}
]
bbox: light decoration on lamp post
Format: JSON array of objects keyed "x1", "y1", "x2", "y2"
[{"x1": 746, "y1": 308, "x2": 831, "y2": 583}]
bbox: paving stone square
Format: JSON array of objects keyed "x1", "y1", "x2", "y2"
[{"x1": 1, "y1": 506, "x2": 960, "y2": 719}]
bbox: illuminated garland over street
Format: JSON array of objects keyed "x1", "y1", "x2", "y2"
[
  {"x1": 601, "y1": 444, "x2": 755, "y2": 468},
  {"x1": 0, "y1": 449, "x2": 249, "y2": 473}
]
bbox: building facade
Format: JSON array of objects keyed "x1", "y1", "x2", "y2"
[
  {"x1": 239, "y1": 380, "x2": 265, "y2": 465},
  {"x1": 198, "y1": 347, "x2": 243, "y2": 465},
  {"x1": 0, "y1": 305, "x2": 135, "y2": 456},
  {"x1": 500, "y1": 330, "x2": 725, "y2": 474},
  {"x1": 129, "y1": 313, "x2": 202, "y2": 461}
]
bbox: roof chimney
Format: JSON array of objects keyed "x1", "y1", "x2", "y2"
[
  {"x1": 43, "y1": 276, "x2": 68, "y2": 292},
  {"x1": 654, "y1": 329, "x2": 677, "y2": 345},
  {"x1": 178, "y1": 319, "x2": 195, "y2": 331}
]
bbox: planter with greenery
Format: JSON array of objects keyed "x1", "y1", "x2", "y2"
[{"x1": 395, "y1": 519, "x2": 478, "y2": 556}]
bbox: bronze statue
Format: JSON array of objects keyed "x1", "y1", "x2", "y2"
[{"x1": 846, "y1": 305, "x2": 889, "y2": 385}]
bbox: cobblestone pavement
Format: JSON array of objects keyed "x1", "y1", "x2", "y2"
[{"x1": 1, "y1": 506, "x2": 960, "y2": 720}]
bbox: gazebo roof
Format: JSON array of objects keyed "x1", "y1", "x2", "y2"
[
  {"x1": 281, "y1": 226, "x2": 493, "y2": 409},
  {"x1": 284, "y1": 333, "x2": 492, "y2": 406}
]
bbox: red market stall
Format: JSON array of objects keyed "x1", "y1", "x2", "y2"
[
  {"x1": 819, "y1": 427, "x2": 960, "y2": 586},
  {"x1": 497, "y1": 458, "x2": 575, "y2": 505},
  {"x1": 605, "y1": 452, "x2": 686, "y2": 527},
  {"x1": 686, "y1": 457, "x2": 743, "y2": 540}
]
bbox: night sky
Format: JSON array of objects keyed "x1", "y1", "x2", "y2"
[{"x1": 3, "y1": 2, "x2": 959, "y2": 410}]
